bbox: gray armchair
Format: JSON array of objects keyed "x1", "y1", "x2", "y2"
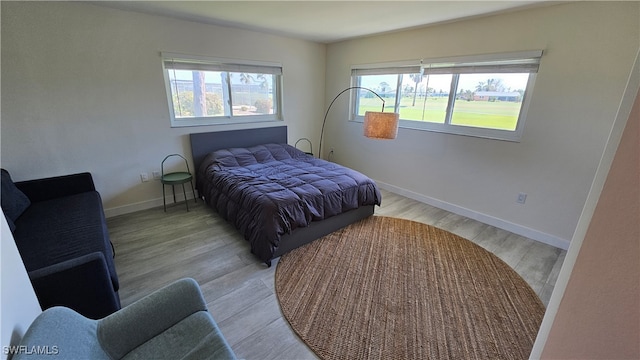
[{"x1": 12, "y1": 278, "x2": 237, "y2": 360}]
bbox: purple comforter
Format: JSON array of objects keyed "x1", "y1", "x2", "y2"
[{"x1": 197, "y1": 143, "x2": 381, "y2": 262}]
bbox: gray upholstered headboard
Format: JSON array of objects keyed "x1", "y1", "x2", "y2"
[{"x1": 189, "y1": 126, "x2": 288, "y2": 176}]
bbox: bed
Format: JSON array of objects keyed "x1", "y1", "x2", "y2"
[{"x1": 190, "y1": 126, "x2": 381, "y2": 266}]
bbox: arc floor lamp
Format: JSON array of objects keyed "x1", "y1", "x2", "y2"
[{"x1": 318, "y1": 86, "x2": 399, "y2": 159}]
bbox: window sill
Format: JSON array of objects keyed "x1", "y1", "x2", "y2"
[{"x1": 171, "y1": 116, "x2": 283, "y2": 128}]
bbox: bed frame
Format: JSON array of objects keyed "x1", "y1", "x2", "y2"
[{"x1": 189, "y1": 126, "x2": 375, "y2": 266}]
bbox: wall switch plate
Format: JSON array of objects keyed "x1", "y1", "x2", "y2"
[{"x1": 517, "y1": 192, "x2": 527, "y2": 204}]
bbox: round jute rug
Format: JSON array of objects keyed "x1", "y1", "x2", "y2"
[{"x1": 275, "y1": 216, "x2": 545, "y2": 360}]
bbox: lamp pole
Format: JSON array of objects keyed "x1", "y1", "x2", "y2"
[{"x1": 318, "y1": 86, "x2": 386, "y2": 160}]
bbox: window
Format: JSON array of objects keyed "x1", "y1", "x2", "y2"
[
  {"x1": 351, "y1": 51, "x2": 542, "y2": 141},
  {"x1": 162, "y1": 53, "x2": 283, "y2": 127}
]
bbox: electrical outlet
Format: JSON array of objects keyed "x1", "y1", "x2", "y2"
[
  {"x1": 516, "y1": 192, "x2": 527, "y2": 204},
  {"x1": 140, "y1": 172, "x2": 149, "y2": 183},
  {"x1": 152, "y1": 171, "x2": 161, "y2": 180}
]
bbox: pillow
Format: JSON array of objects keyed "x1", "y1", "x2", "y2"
[
  {"x1": 250, "y1": 145, "x2": 277, "y2": 164},
  {"x1": 280, "y1": 144, "x2": 309, "y2": 159},
  {"x1": 1, "y1": 169, "x2": 31, "y2": 226},
  {"x1": 211, "y1": 149, "x2": 241, "y2": 168}
]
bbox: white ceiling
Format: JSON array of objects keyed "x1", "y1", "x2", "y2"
[{"x1": 91, "y1": 1, "x2": 555, "y2": 43}]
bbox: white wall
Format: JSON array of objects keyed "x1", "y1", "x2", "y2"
[
  {"x1": 0, "y1": 1, "x2": 326, "y2": 216},
  {"x1": 2, "y1": 1, "x2": 639, "y2": 247},
  {"x1": 324, "y1": 1, "x2": 639, "y2": 247},
  {"x1": 0, "y1": 213, "x2": 42, "y2": 360},
  {"x1": 532, "y1": 50, "x2": 639, "y2": 360}
]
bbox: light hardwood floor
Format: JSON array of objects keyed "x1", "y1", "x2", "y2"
[{"x1": 107, "y1": 189, "x2": 566, "y2": 360}]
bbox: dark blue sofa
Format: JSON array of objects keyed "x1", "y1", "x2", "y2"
[{"x1": 1, "y1": 169, "x2": 120, "y2": 319}]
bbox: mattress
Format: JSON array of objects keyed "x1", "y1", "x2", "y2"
[{"x1": 197, "y1": 143, "x2": 381, "y2": 262}]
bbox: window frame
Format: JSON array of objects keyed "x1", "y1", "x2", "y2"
[
  {"x1": 161, "y1": 52, "x2": 283, "y2": 127},
  {"x1": 350, "y1": 51, "x2": 542, "y2": 142}
]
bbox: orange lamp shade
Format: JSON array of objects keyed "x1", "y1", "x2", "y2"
[{"x1": 363, "y1": 111, "x2": 399, "y2": 139}]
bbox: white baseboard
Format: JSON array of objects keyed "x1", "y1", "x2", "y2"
[
  {"x1": 375, "y1": 180, "x2": 571, "y2": 250},
  {"x1": 104, "y1": 191, "x2": 197, "y2": 218},
  {"x1": 104, "y1": 182, "x2": 570, "y2": 250}
]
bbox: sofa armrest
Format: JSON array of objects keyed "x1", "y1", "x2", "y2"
[
  {"x1": 15, "y1": 172, "x2": 96, "y2": 202},
  {"x1": 29, "y1": 252, "x2": 121, "y2": 320},
  {"x1": 97, "y1": 278, "x2": 208, "y2": 359}
]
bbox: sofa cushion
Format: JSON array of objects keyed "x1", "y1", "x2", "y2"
[
  {"x1": 13, "y1": 191, "x2": 118, "y2": 290},
  {"x1": 1, "y1": 169, "x2": 31, "y2": 227}
]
